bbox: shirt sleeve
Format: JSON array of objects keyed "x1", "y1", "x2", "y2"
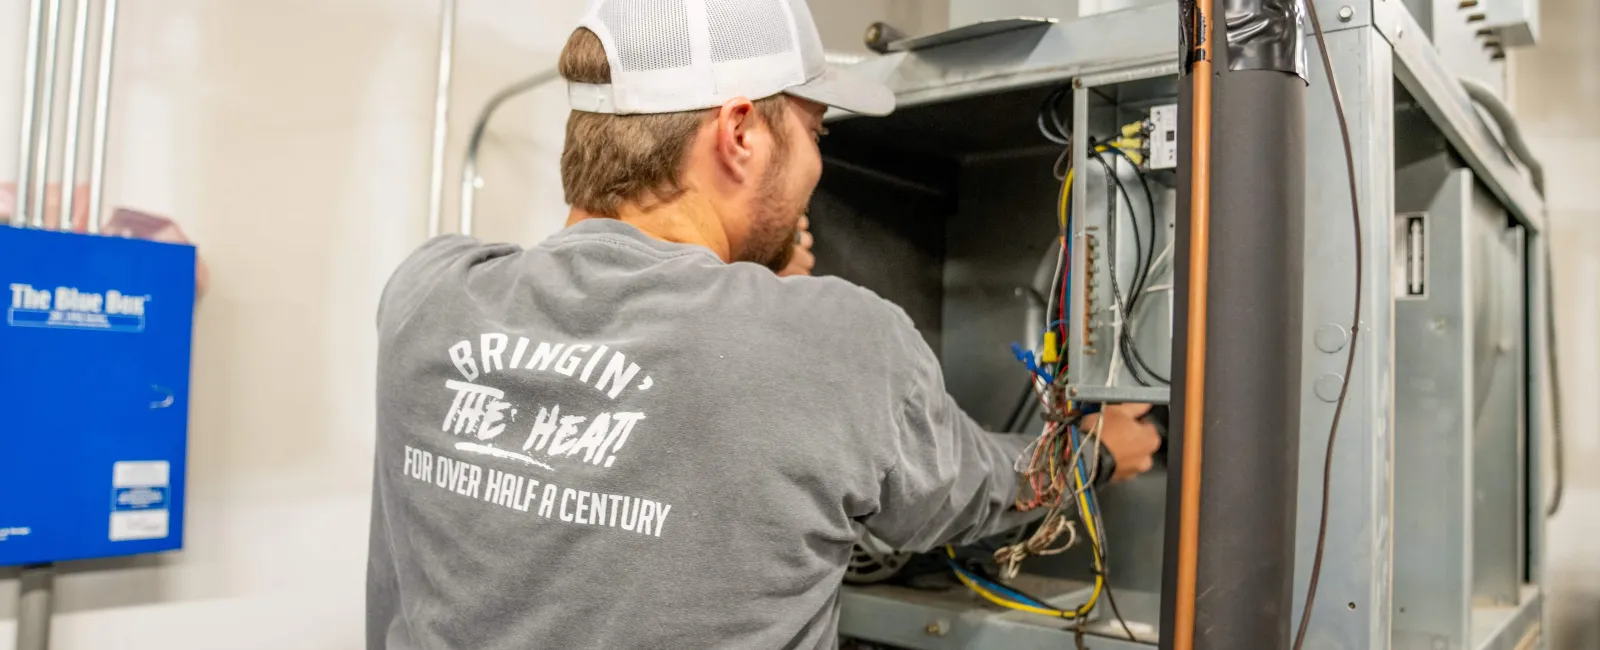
[
  {"x1": 376, "y1": 235, "x2": 481, "y2": 335},
  {"x1": 860, "y1": 304, "x2": 1044, "y2": 553}
]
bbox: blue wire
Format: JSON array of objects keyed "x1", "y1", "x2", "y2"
[
  {"x1": 1068, "y1": 424, "x2": 1101, "y2": 518},
  {"x1": 946, "y1": 559, "x2": 1055, "y2": 609}
]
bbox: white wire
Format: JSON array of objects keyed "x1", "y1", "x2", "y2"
[
  {"x1": 1106, "y1": 197, "x2": 1131, "y2": 387},
  {"x1": 1147, "y1": 239, "x2": 1174, "y2": 281},
  {"x1": 1121, "y1": 237, "x2": 1176, "y2": 363},
  {"x1": 1046, "y1": 238, "x2": 1065, "y2": 336}
]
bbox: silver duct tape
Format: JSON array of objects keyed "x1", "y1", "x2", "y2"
[
  {"x1": 1224, "y1": 0, "x2": 1308, "y2": 81},
  {"x1": 1180, "y1": 0, "x2": 1203, "y2": 75}
]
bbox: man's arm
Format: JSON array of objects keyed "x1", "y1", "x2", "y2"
[
  {"x1": 857, "y1": 305, "x2": 1163, "y2": 553},
  {"x1": 852, "y1": 305, "x2": 1039, "y2": 553}
]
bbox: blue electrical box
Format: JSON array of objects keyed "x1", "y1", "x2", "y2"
[{"x1": 0, "y1": 226, "x2": 195, "y2": 566}]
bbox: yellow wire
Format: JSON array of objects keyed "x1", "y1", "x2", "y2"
[
  {"x1": 1058, "y1": 168, "x2": 1074, "y2": 230},
  {"x1": 953, "y1": 409, "x2": 1109, "y2": 617},
  {"x1": 1073, "y1": 460, "x2": 1106, "y2": 611},
  {"x1": 970, "y1": 169, "x2": 1117, "y2": 618},
  {"x1": 1096, "y1": 142, "x2": 1146, "y2": 166},
  {"x1": 945, "y1": 546, "x2": 1089, "y2": 619}
]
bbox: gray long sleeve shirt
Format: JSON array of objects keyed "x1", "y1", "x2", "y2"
[{"x1": 367, "y1": 218, "x2": 1035, "y2": 650}]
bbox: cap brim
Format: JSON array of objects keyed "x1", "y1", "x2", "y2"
[{"x1": 785, "y1": 66, "x2": 896, "y2": 117}]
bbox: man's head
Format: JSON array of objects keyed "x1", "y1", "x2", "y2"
[{"x1": 558, "y1": 0, "x2": 893, "y2": 271}]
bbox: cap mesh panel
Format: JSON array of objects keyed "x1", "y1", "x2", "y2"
[
  {"x1": 599, "y1": 0, "x2": 693, "y2": 71},
  {"x1": 705, "y1": 0, "x2": 796, "y2": 63}
]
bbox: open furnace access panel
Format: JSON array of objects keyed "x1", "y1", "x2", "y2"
[{"x1": 810, "y1": 75, "x2": 1180, "y2": 647}]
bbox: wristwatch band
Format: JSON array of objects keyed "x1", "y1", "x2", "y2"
[{"x1": 1094, "y1": 437, "x2": 1118, "y2": 487}]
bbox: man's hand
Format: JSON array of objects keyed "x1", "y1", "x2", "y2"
[
  {"x1": 777, "y1": 216, "x2": 815, "y2": 277},
  {"x1": 1079, "y1": 403, "x2": 1162, "y2": 483}
]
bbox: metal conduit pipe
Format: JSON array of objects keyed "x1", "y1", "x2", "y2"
[
  {"x1": 29, "y1": 0, "x2": 66, "y2": 229},
  {"x1": 457, "y1": 50, "x2": 867, "y2": 237},
  {"x1": 59, "y1": 0, "x2": 93, "y2": 232},
  {"x1": 459, "y1": 69, "x2": 560, "y2": 237},
  {"x1": 13, "y1": 0, "x2": 46, "y2": 227},
  {"x1": 426, "y1": 0, "x2": 456, "y2": 238},
  {"x1": 16, "y1": 564, "x2": 55, "y2": 650},
  {"x1": 87, "y1": 0, "x2": 120, "y2": 234},
  {"x1": 1460, "y1": 77, "x2": 1544, "y2": 194}
]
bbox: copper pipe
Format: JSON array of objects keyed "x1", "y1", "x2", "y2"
[{"x1": 1171, "y1": 1, "x2": 1214, "y2": 649}]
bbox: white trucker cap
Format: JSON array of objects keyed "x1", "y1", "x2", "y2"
[{"x1": 568, "y1": 0, "x2": 895, "y2": 117}]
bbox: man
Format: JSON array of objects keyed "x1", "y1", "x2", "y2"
[{"x1": 367, "y1": 1, "x2": 1162, "y2": 648}]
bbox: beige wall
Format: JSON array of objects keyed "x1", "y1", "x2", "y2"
[
  {"x1": 1511, "y1": 0, "x2": 1600, "y2": 647},
  {"x1": 0, "y1": 1, "x2": 949, "y2": 648},
  {"x1": 0, "y1": 0, "x2": 1592, "y2": 648},
  {"x1": 0, "y1": 1, "x2": 585, "y2": 647}
]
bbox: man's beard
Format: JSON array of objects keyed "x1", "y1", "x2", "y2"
[{"x1": 738, "y1": 163, "x2": 803, "y2": 272}]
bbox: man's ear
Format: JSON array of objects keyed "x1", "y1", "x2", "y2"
[{"x1": 714, "y1": 98, "x2": 758, "y2": 183}]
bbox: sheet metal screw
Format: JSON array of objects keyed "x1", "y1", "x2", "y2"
[{"x1": 1339, "y1": 6, "x2": 1355, "y2": 21}]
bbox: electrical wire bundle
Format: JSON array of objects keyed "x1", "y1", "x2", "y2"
[
  {"x1": 1093, "y1": 142, "x2": 1171, "y2": 387},
  {"x1": 1038, "y1": 87, "x2": 1172, "y2": 388},
  {"x1": 954, "y1": 385, "x2": 1135, "y2": 639},
  {"x1": 940, "y1": 89, "x2": 1147, "y2": 640},
  {"x1": 945, "y1": 417, "x2": 1117, "y2": 628}
]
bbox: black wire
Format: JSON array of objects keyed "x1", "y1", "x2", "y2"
[
  {"x1": 1040, "y1": 87, "x2": 1170, "y2": 393},
  {"x1": 1077, "y1": 472, "x2": 1136, "y2": 641},
  {"x1": 1004, "y1": 380, "x2": 1038, "y2": 431},
  {"x1": 1293, "y1": 3, "x2": 1364, "y2": 649},
  {"x1": 1099, "y1": 146, "x2": 1173, "y2": 386},
  {"x1": 1102, "y1": 145, "x2": 1162, "y2": 300},
  {"x1": 1094, "y1": 150, "x2": 1173, "y2": 387},
  {"x1": 1033, "y1": 83, "x2": 1146, "y2": 644},
  {"x1": 1097, "y1": 154, "x2": 1148, "y2": 387},
  {"x1": 1019, "y1": 394, "x2": 1042, "y2": 431},
  {"x1": 1088, "y1": 506, "x2": 1137, "y2": 642},
  {"x1": 1102, "y1": 580, "x2": 1137, "y2": 642},
  {"x1": 1038, "y1": 87, "x2": 1072, "y2": 143},
  {"x1": 1094, "y1": 150, "x2": 1149, "y2": 300},
  {"x1": 1028, "y1": 84, "x2": 1144, "y2": 641}
]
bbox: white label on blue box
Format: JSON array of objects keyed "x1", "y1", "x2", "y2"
[
  {"x1": 110, "y1": 461, "x2": 170, "y2": 541},
  {"x1": 8, "y1": 283, "x2": 149, "y2": 333}
]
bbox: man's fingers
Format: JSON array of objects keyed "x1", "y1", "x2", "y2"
[
  {"x1": 799, "y1": 230, "x2": 814, "y2": 249},
  {"x1": 779, "y1": 247, "x2": 816, "y2": 277},
  {"x1": 1138, "y1": 422, "x2": 1163, "y2": 453},
  {"x1": 1108, "y1": 402, "x2": 1154, "y2": 418}
]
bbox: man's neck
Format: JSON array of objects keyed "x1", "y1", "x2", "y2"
[{"x1": 566, "y1": 194, "x2": 733, "y2": 263}]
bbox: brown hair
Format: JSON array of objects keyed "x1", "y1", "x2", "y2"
[{"x1": 559, "y1": 28, "x2": 790, "y2": 218}]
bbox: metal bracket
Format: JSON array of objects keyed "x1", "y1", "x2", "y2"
[{"x1": 884, "y1": 18, "x2": 1057, "y2": 53}]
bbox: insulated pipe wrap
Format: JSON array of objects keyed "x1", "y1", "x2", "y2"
[{"x1": 1162, "y1": 1, "x2": 1307, "y2": 647}]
